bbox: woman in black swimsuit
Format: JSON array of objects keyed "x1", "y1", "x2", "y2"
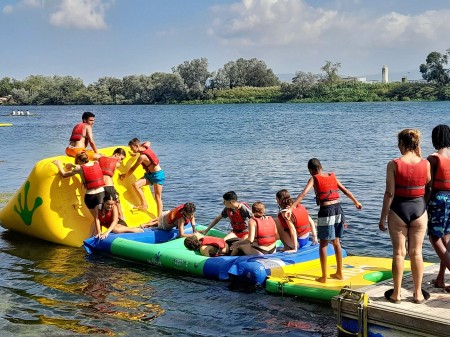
[{"x1": 379, "y1": 129, "x2": 431, "y2": 304}]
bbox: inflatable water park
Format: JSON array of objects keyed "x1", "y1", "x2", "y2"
[
  {"x1": 0, "y1": 145, "x2": 442, "y2": 337},
  {"x1": 0, "y1": 146, "x2": 155, "y2": 247}
]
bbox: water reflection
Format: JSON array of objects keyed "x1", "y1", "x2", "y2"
[{"x1": 0, "y1": 230, "x2": 164, "y2": 335}]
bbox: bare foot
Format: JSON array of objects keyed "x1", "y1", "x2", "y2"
[
  {"x1": 431, "y1": 278, "x2": 446, "y2": 289},
  {"x1": 316, "y1": 276, "x2": 327, "y2": 283},
  {"x1": 330, "y1": 273, "x2": 344, "y2": 280},
  {"x1": 133, "y1": 205, "x2": 148, "y2": 211}
]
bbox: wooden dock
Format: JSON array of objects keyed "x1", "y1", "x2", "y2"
[{"x1": 331, "y1": 264, "x2": 450, "y2": 337}]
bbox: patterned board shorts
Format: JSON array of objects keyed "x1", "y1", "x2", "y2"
[
  {"x1": 317, "y1": 203, "x2": 346, "y2": 241},
  {"x1": 428, "y1": 191, "x2": 450, "y2": 238}
]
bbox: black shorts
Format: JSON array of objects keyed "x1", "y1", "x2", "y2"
[{"x1": 84, "y1": 191, "x2": 105, "y2": 210}]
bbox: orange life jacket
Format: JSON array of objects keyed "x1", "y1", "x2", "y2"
[
  {"x1": 254, "y1": 216, "x2": 277, "y2": 246},
  {"x1": 278, "y1": 204, "x2": 310, "y2": 237},
  {"x1": 81, "y1": 162, "x2": 105, "y2": 190},
  {"x1": 166, "y1": 204, "x2": 190, "y2": 225},
  {"x1": 98, "y1": 156, "x2": 118, "y2": 177},
  {"x1": 433, "y1": 154, "x2": 450, "y2": 191},
  {"x1": 394, "y1": 159, "x2": 428, "y2": 197},
  {"x1": 314, "y1": 173, "x2": 340, "y2": 203}
]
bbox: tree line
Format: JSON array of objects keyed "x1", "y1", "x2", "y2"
[{"x1": 1, "y1": 51, "x2": 450, "y2": 105}]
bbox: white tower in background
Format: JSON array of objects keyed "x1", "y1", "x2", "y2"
[{"x1": 382, "y1": 65, "x2": 389, "y2": 83}]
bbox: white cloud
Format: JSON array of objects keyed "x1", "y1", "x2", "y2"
[
  {"x1": 2, "y1": 5, "x2": 14, "y2": 14},
  {"x1": 208, "y1": 0, "x2": 450, "y2": 50},
  {"x1": 49, "y1": 0, "x2": 111, "y2": 30}
]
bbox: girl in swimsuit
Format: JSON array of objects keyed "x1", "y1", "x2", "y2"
[{"x1": 379, "y1": 129, "x2": 431, "y2": 304}]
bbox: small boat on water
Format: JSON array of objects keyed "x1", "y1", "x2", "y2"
[
  {"x1": 8, "y1": 110, "x2": 35, "y2": 116},
  {"x1": 0, "y1": 146, "x2": 154, "y2": 247},
  {"x1": 0, "y1": 123, "x2": 12, "y2": 127}
]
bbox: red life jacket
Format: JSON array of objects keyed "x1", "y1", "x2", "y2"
[
  {"x1": 98, "y1": 206, "x2": 113, "y2": 228},
  {"x1": 433, "y1": 154, "x2": 450, "y2": 191},
  {"x1": 140, "y1": 148, "x2": 160, "y2": 171},
  {"x1": 254, "y1": 216, "x2": 277, "y2": 246},
  {"x1": 201, "y1": 236, "x2": 226, "y2": 249},
  {"x1": 98, "y1": 156, "x2": 118, "y2": 177},
  {"x1": 81, "y1": 162, "x2": 105, "y2": 189},
  {"x1": 226, "y1": 203, "x2": 250, "y2": 233},
  {"x1": 278, "y1": 204, "x2": 310, "y2": 237},
  {"x1": 166, "y1": 204, "x2": 190, "y2": 225},
  {"x1": 314, "y1": 173, "x2": 340, "y2": 203},
  {"x1": 394, "y1": 159, "x2": 428, "y2": 197},
  {"x1": 69, "y1": 122, "x2": 86, "y2": 141}
]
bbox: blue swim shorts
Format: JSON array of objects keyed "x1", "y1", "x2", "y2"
[
  {"x1": 144, "y1": 170, "x2": 165, "y2": 185},
  {"x1": 427, "y1": 191, "x2": 450, "y2": 237},
  {"x1": 317, "y1": 203, "x2": 345, "y2": 241}
]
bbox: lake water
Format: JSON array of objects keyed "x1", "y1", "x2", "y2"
[{"x1": 0, "y1": 102, "x2": 449, "y2": 336}]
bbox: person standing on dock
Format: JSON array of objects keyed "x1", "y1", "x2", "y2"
[
  {"x1": 66, "y1": 111, "x2": 100, "y2": 160},
  {"x1": 379, "y1": 129, "x2": 431, "y2": 304},
  {"x1": 426, "y1": 124, "x2": 450, "y2": 292}
]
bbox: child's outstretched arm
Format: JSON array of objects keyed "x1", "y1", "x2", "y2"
[
  {"x1": 119, "y1": 154, "x2": 144, "y2": 180},
  {"x1": 336, "y1": 179, "x2": 362, "y2": 209},
  {"x1": 199, "y1": 214, "x2": 222, "y2": 234},
  {"x1": 286, "y1": 177, "x2": 314, "y2": 218}
]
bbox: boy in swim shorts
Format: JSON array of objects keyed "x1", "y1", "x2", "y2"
[
  {"x1": 119, "y1": 138, "x2": 165, "y2": 217},
  {"x1": 287, "y1": 158, "x2": 362, "y2": 283}
]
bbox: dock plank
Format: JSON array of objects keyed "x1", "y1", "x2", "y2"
[{"x1": 331, "y1": 264, "x2": 450, "y2": 337}]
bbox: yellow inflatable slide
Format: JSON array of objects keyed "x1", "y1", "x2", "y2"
[{"x1": 0, "y1": 146, "x2": 157, "y2": 247}]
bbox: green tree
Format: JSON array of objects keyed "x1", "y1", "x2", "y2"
[
  {"x1": 172, "y1": 58, "x2": 210, "y2": 99},
  {"x1": 321, "y1": 60, "x2": 341, "y2": 85},
  {"x1": 211, "y1": 58, "x2": 279, "y2": 89},
  {"x1": 419, "y1": 50, "x2": 450, "y2": 86}
]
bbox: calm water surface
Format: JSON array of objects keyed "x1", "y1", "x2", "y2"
[{"x1": 0, "y1": 102, "x2": 449, "y2": 336}]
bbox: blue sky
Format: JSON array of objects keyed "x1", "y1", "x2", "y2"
[{"x1": 1, "y1": 0, "x2": 450, "y2": 84}]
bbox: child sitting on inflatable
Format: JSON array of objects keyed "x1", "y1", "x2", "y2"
[
  {"x1": 200, "y1": 191, "x2": 253, "y2": 241},
  {"x1": 230, "y1": 201, "x2": 278, "y2": 256},
  {"x1": 94, "y1": 194, "x2": 143, "y2": 240},
  {"x1": 275, "y1": 189, "x2": 317, "y2": 252},
  {"x1": 142, "y1": 202, "x2": 197, "y2": 238}
]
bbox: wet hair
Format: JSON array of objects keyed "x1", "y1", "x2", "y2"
[
  {"x1": 252, "y1": 201, "x2": 265, "y2": 216},
  {"x1": 223, "y1": 191, "x2": 238, "y2": 202},
  {"x1": 182, "y1": 202, "x2": 196, "y2": 214},
  {"x1": 276, "y1": 189, "x2": 293, "y2": 209},
  {"x1": 103, "y1": 193, "x2": 115, "y2": 203},
  {"x1": 75, "y1": 151, "x2": 89, "y2": 164},
  {"x1": 81, "y1": 111, "x2": 95, "y2": 121},
  {"x1": 128, "y1": 138, "x2": 141, "y2": 146},
  {"x1": 431, "y1": 124, "x2": 450, "y2": 150},
  {"x1": 184, "y1": 236, "x2": 201, "y2": 250},
  {"x1": 113, "y1": 148, "x2": 126, "y2": 157},
  {"x1": 307, "y1": 158, "x2": 322, "y2": 173},
  {"x1": 398, "y1": 129, "x2": 421, "y2": 152}
]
